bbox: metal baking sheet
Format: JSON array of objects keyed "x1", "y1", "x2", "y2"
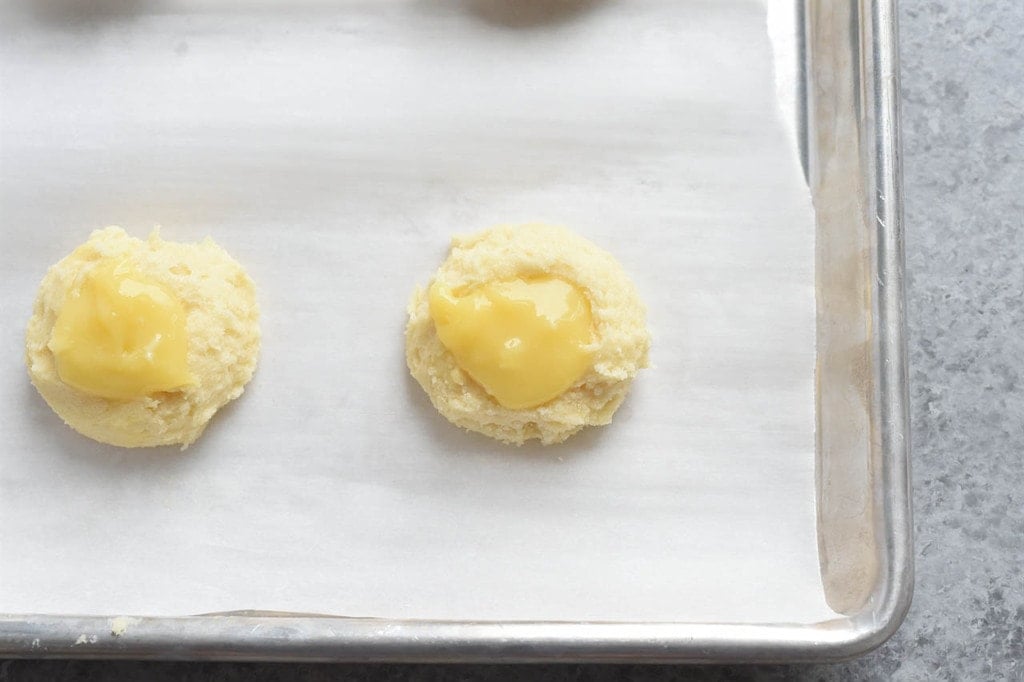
[{"x1": 0, "y1": 0, "x2": 911, "y2": 662}]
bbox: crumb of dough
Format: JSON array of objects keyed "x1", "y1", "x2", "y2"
[
  {"x1": 110, "y1": 617, "x2": 139, "y2": 637},
  {"x1": 406, "y1": 223, "x2": 650, "y2": 445},
  {"x1": 25, "y1": 226, "x2": 260, "y2": 448}
]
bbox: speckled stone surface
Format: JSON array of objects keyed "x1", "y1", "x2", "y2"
[{"x1": 3, "y1": 0, "x2": 1023, "y2": 680}]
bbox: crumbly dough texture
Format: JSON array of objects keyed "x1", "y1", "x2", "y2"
[
  {"x1": 406, "y1": 223, "x2": 650, "y2": 445},
  {"x1": 26, "y1": 227, "x2": 260, "y2": 448}
]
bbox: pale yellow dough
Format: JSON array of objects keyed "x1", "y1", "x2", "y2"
[
  {"x1": 25, "y1": 227, "x2": 260, "y2": 448},
  {"x1": 406, "y1": 223, "x2": 650, "y2": 445}
]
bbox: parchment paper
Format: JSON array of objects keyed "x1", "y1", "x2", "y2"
[{"x1": 0, "y1": 0, "x2": 835, "y2": 623}]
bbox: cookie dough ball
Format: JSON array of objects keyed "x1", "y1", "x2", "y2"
[
  {"x1": 25, "y1": 227, "x2": 260, "y2": 448},
  {"x1": 406, "y1": 223, "x2": 650, "y2": 445}
]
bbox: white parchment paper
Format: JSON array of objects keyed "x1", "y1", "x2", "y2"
[{"x1": 0, "y1": 0, "x2": 835, "y2": 623}]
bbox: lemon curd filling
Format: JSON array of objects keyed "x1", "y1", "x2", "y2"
[
  {"x1": 49, "y1": 259, "x2": 195, "y2": 400},
  {"x1": 428, "y1": 276, "x2": 594, "y2": 410}
]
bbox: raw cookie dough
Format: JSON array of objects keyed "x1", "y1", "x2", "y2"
[
  {"x1": 406, "y1": 223, "x2": 650, "y2": 445},
  {"x1": 25, "y1": 227, "x2": 260, "y2": 448}
]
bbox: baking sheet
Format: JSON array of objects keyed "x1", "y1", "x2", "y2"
[{"x1": 0, "y1": 0, "x2": 833, "y2": 624}]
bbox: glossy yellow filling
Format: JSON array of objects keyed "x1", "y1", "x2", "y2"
[
  {"x1": 49, "y1": 259, "x2": 195, "y2": 400},
  {"x1": 429, "y1": 276, "x2": 594, "y2": 410}
]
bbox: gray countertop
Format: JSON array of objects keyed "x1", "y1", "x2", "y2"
[{"x1": 3, "y1": 0, "x2": 1022, "y2": 679}]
